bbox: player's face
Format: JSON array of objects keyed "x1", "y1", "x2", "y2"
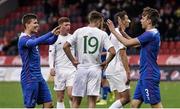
[
  {"x1": 122, "y1": 15, "x2": 131, "y2": 28},
  {"x1": 140, "y1": 15, "x2": 150, "y2": 29},
  {"x1": 61, "y1": 22, "x2": 71, "y2": 33},
  {"x1": 26, "y1": 19, "x2": 39, "y2": 33}
]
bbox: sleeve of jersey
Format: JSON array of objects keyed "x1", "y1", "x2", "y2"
[
  {"x1": 42, "y1": 35, "x2": 58, "y2": 45},
  {"x1": 25, "y1": 32, "x2": 54, "y2": 47},
  {"x1": 49, "y1": 44, "x2": 55, "y2": 69},
  {"x1": 137, "y1": 31, "x2": 154, "y2": 45},
  {"x1": 19, "y1": 36, "x2": 29, "y2": 47},
  {"x1": 66, "y1": 30, "x2": 77, "y2": 46},
  {"x1": 110, "y1": 33, "x2": 126, "y2": 52},
  {"x1": 103, "y1": 33, "x2": 114, "y2": 51}
]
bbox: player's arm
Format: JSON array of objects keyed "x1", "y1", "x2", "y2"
[
  {"x1": 41, "y1": 35, "x2": 58, "y2": 45},
  {"x1": 49, "y1": 44, "x2": 56, "y2": 76},
  {"x1": 105, "y1": 47, "x2": 116, "y2": 64},
  {"x1": 101, "y1": 46, "x2": 116, "y2": 70},
  {"x1": 63, "y1": 42, "x2": 79, "y2": 68},
  {"x1": 119, "y1": 48, "x2": 131, "y2": 85},
  {"x1": 101, "y1": 32, "x2": 116, "y2": 69},
  {"x1": 26, "y1": 26, "x2": 60, "y2": 47},
  {"x1": 107, "y1": 19, "x2": 140, "y2": 47}
]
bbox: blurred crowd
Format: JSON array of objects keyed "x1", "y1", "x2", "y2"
[
  {"x1": 0, "y1": 0, "x2": 179, "y2": 55},
  {"x1": 42, "y1": 0, "x2": 179, "y2": 40}
]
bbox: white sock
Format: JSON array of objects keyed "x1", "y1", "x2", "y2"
[
  {"x1": 109, "y1": 100, "x2": 123, "y2": 109},
  {"x1": 69, "y1": 100, "x2": 72, "y2": 108},
  {"x1": 57, "y1": 101, "x2": 65, "y2": 108}
]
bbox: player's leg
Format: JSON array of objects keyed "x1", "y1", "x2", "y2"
[
  {"x1": 116, "y1": 89, "x2": 131, "y2": 105},
  {"x1": 37, "y1": 80, "x2": 53, "y2": 108},
  {"x1": 66, "y1": 86, "x2": 73, "y2": 107},
  {"x1": 108, "y1": 74, "x2": 130, "y2": 108},
  {"x1": 54, "y1": 68, "x2": 67, "y2": 108},
  {"x1": 151, "y1": 102, "x2": 163, "y2": 108},
  {"x1": 43, "y1": 102, "x2": 53, "y2": 108},
  {"x1": 87, "y1": 66, "x2": 102, "y2": 108},
  {"x1": 72, "y1": 67, "x2": 87, "y2": 108},
  {"x1": 131, "y1": 99, "x2": 143, "y2": 108},
  {"x1": 21, "y1": 82, "x2": 38, "y2": 108},
  {"x1": 72, "y1": 96, "x2": 82, "y2": 108},
  {"x1": 66, "y1": 69, "x2": 76, "y2": 107},
  {"x1": 131, "y1": 80, "x2": 143, "y2": 108},
  {"x1": 96, "y1": 73, "x2": 109, "y2": 105},
  {"x1": 141, "y1": 79, "x2": 163, "y2": 108},
  {"x1": 88, "y1": 96, "x2": 98, "y2": 108},
  {"x1": 56, "y1": 90, "x2": 65, "y2": 108}
]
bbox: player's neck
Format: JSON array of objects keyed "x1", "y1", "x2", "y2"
[
  {"x1": 88, "y1": 23, "x2": 98, "y2": 28},
  {"x1": 24, "y1": 29, "x2": 33, "y2": 36},
  {"x1": 146, "y1": 25, "x2": 155, "y2": 31},
  {"x1": 60, "y1": 32, "x2": 68, "y2": 36}
]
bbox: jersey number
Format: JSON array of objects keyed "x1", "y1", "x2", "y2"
[{"x1": 83, "y1": 36, "x2": 98, "y2": 54}]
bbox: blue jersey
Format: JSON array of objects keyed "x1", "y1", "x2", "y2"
[
  {"x1": 18, "y1": 32, "x2": 57, "y2": 83},
  {"x1": 137, "y1": 28, "x2": 160, "y2": 80}
]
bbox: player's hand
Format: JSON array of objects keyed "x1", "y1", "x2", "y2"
[
  {"x1": 125, "y1": 73, "x2": 131, "y2": 85},
  {"x1": 50, "y1": 68, "x2": 56, "y2": 76},
  {"x1": 100, "y1": 61, "x2": 108, "y2": 71},
  {"x1": 72, "y1": 59, "x2": 80, "y2": 68},
  {"x1": 51, "y1": 26, "x2": 61, "y2": 35},
  {"x1": 106, "y1": 19, "x2": 116, "y2": 33}
]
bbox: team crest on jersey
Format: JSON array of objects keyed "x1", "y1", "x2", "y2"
[{"x1": 36, "y1": 46, "x2": 39, "y2": 51}]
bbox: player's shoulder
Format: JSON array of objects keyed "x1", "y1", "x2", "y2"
[
  {"x1": 142, "y1": 28, "x2": 160, "y2": 39},
  {"x1": 18, "y1": 32, "x2": 30, "y2": 42}
]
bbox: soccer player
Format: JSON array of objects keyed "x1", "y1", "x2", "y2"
[
  {"x1": 107, "y1": 7, "x2": 163, "y2": 108},
  {"x1": 63, "y1": 11, "x2": 116, "y2": 108},
  {"x1": 106, "y1": 10, "x2": 131, "y2": 109},
  {"x1": 48, "y1": 17, "x2": 76, "y2": 108},
  {"x1": 18, "y1": 13, "x2": 60, "y2": 108}
]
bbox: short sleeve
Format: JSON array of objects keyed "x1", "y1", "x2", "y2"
[
  {"x1": 67, "y1": 30, "x2": 78, "y2": 46},
  {"x1": 137, "y1": 32, "x2": 154, "y2": 45},
  {"x1": 103, "y1": 32, "x2": 114, "y2": 50}
]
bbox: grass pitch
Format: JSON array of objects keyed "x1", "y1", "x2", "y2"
[{"x1": 0, "y1": 81, "x2": 180, "y2": 108}]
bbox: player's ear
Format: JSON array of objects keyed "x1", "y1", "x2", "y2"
[{"x1": 117, "y1": 17, "x2": 122, "y2": 24}]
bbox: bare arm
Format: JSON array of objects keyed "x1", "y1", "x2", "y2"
[
  {"x1": 119, "y1": 48, "x2": 131, "y2": 85},
  {"x1": 101, "y1": 47, "x2": 116, "y2": 70},
  {"x1": 49, "y1": 45, "x2": 56, "y2": 76},
  {"x1": 63, "y1": 42, "x2": 79, "y2": 68},
  {"x1": 120, "y1": 30, "x2": 140, "y2": 47},
  {"x1": 107, "y1": 19, "x2": 140, "y2": 47}
]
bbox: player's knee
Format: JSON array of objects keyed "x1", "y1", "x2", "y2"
[
  {"x1": 43, "y1": 102, "x2": 53, "y2": 108},
  {"x1": 121, "y1": 97, "x2": 130, "y2": 105},
  {"x1": 73, "y1": 97, "x2": 82, "y2": 105},
  {"x1": 67, "y1": 93, "x2": 73, "y2": 100},
  {"x1": 125, "y1": 96, "x2": 131, "y2": 104},
  {"x1": 131, "y1": 100, "x2": 141, "y2": 108},
  {"x1": 57, "y1": 97, "x2": 64, "y2": 102},
  {"x1": 57, "y1": 94, "x2": 65, "y2": 102}
]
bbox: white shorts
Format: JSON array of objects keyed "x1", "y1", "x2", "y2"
[
  {"x1": 106, "y1": 73, "x2": 130, "y2": 92},
  {"x1": 54, "y1": 67, "x2": 76, "y2": 91},
  {"x1": 72, "y1": 66, "x2": 102, "y2": 97}
]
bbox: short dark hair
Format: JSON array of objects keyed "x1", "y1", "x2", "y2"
[
  {"x1": 142, "y1": 7, "x2": 160, "y2": 26},
  {"x1": 58, "y1": 17, "x2": 70, "y2": 25},
  {"x1": 114, "y1": 10, "x2": 127, "y2": 25},
  {"x1": 22, "y1": 13, "x2": 37, "y2": 27},
  {"x1": 88, "y1": 11, "x2": 103, "y2": 23}
]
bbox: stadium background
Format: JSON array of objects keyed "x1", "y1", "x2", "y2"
[{"x1": 0, "y1": 0, "x2": 180, "y2": 108}]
